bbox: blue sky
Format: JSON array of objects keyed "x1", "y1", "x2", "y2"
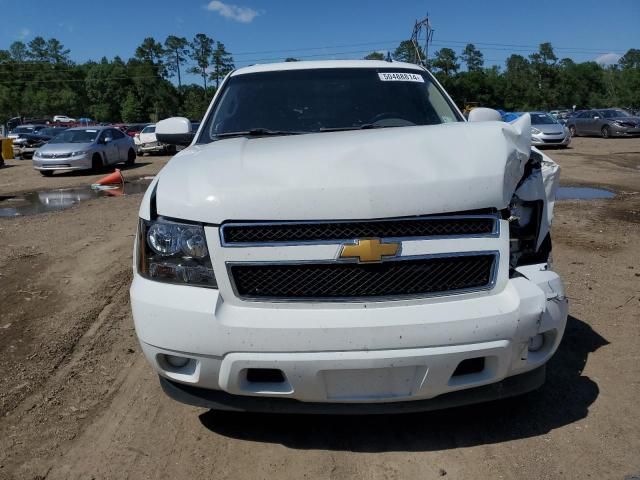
[{"x1": 1, "y1": 0, "x2": 638, "y2": 84}]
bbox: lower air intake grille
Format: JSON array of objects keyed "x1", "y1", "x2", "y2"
[{"x1": 230, "y1": 254, "x2": 497, "y2": 300}]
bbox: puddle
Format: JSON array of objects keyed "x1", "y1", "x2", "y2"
[
  {"x1": 0, "y1": 179, "x2": 152, "y2": 217},
  {"x1": 557, "y1": 187, "x2": 615, "y2": 201}
]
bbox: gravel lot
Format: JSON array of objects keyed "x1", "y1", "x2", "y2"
[{"x1": 0, "y1": 138, "x2": 638, "y2": 479}]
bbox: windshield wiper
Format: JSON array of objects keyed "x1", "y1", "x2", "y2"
[
  {"x1": 319, "y1": 124, "x2": 396, "y2": 132},
  {"x1": 214, "y1": 128, "x2": 306, "y2": 139}
]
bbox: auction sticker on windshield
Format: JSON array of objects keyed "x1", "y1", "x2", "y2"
[{"x1": 378, "y1": 72, "x2": 424, "y2": 82}]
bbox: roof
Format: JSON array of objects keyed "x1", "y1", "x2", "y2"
[
  {"x1": 67, "y1": 125, "x2": 110, "y2": 131},
  {"x1": 232, "y1": 59, "x2": 426, "y2": 76}
]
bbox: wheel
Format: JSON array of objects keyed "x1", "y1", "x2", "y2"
[
  {"x1": 601, "y1": 125, "x2": 610, "y2": 138},
  {"x1": 126, "y1": 148, "x2": 136, "y2": 166},
  {"x1": 91, "y1": 154, "x2": 103, "y2": 172},
  {"x1": 569, "y1": 125, "x2": 577, "y2": 137},
  {"x1": 165, "y1": 144, "x2": 177, "y2": 155},
  {"x1": 40, "y1": 170, "x2": 54, "y2": 177},
  {"x1": 137, "y1": 150, "x2": 145, "y2": 157}
]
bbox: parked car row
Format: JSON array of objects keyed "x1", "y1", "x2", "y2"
[
  {"x1": 565, "y1": 109, "x2": 640, "y2": 138},
  {"x1": 4, "y1": 118, "x2": 200, "y2": 176},
  {"x1": 501, "y1": 107, "x2": 640, "y2": 145}
]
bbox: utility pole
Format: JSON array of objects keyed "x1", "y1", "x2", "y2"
[{"x1": 411, "y1": 15, "x2": 435, "y2": 67}]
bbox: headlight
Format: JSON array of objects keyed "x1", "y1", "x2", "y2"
[
  {"x1": 34, "y1": 150, "x2": 42, "y2": 158},
  {"x1": 506, "y1": 194, "x2": 545, "y2": 271},
  {"x1": 531, "y1": 127, "x2": 541, "y2": 135},
  {"x1": 137, "y1": 218, "x2": 217, "y2": 288},
  {"x1": 71, "y1": 151, "x2": 87, "y2": 157}
]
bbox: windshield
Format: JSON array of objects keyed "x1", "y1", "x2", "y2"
[
  {"x1": 49, "y1": 129, "x2": 99, "y2": 144},
  {"x1": 601, "y1": 109, "x2": 630, "y2": 118},
  {"x1": 39, "y1": 128, "x2": 66, "y2": 136},
  {"x1": 199, "y1": 68, "x2": 461, "y2": 143},
  {"x1": 530, "y1": 113, "x2": 558, "y2": 125},
  {"x1": 13, "y1": 126, "x2": 34, "y2": 134}
]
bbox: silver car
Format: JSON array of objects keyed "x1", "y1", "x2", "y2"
[
  {"x1": 566, "y1": 109, "x2": 640, "y2": 138},
  {"x1": 529, "y1": 112, "x2": 571, "y2": 148},
  {"x1": 33, "y1": 126, "x2": 136, "y2": 176}
]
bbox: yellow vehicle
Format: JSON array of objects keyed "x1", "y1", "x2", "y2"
[{"x1": 463, "y1": 102, "x2": 480, "y2": 116}]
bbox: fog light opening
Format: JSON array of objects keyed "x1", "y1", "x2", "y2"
[
  {"x1": 528, "y1": 334, "x2": 545, "y2": 352},
  {"x1": 164, "y1": 354, "x2": 190, "y2": 368},
  {"x1": 452, "y1": 357, "x2": 486, "y2": 377},
  {"x1": 246, "y1": 368, "x2": 286, "y2": 384}
]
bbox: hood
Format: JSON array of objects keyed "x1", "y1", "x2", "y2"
[
  {"x1": 534, "y1": 123, "x2": 565, "y2": 134},
  {"x1": 40, "y1": 142, "x2": 93, "y2": 153},
  {"x1": 155, "y1": 116, "x2": 532, "y2": 224}
]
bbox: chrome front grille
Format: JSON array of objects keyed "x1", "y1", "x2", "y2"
[
  {"x1": 223, "y1": 213, "x2": 501, "y2": 302},
  {"x1": 229, "y1": 253, "x2": 498, "y2": 301},
  {"x1": 221, "y1": 214, "x2": 498, "y2": 246}
]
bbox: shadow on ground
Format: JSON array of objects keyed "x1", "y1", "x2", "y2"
[{"x1": 199, "y1": 315, "x2": 607, "y2": 452}]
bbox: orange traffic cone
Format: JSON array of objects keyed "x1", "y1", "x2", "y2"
[{"x1": 95, "y1": 168, "x2": 124, "y2": 186}]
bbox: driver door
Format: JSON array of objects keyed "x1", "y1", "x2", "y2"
[
  {"x1": 98, "y1": 130, "x2": 119, "y2": 165},
  {"x1": 586, "y1": 111, "x2": 601, "y2": 135}
]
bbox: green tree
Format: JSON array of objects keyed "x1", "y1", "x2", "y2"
[
  {"x1": 461, "y1": 44, "x2": 484, "y2": 72},
  {"x1": 431, "y1": 48, "x2": 459, "y2": 77},
  {"x1": 164, "y1": 35, "x2": 189, "y2": 89},
  {"x1": 503, "y1": 54, "x2": 535, "y2": 110},
  {"x1": 46, "y1": 38, "x2": 71, "y2": 64},
  {"x1": 364, "y1": 51, "x2": 385, "y2": 60},
  {"x1": 529, "y1": 43, "x2": 559, "y2": 109},
  {"x1": 9, "y1": 42, "x2": 28, "y2": 62},
  {"x1": 619, "y1": 48, "x2": 640, "y2": 69},
  {"x1": 135, "y1": 37, "x2": 166, "y2": 77},
  {"x1": 392, "y1": 40, "x2": 424, "y2": 64},
  {"x1": 27, "y1": 36, "x2": 49, "y2": 62},
  {"x1": 188, "y1": 33, "x2": 215, "y2": 93},
  {"x1": 121, "y1": 92, "x2": 145, "y2": 123},
  {"x1": 210, "y1": 41, "x2": 234, "y2": 89}
]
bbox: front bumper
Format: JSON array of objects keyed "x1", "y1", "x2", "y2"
[
  {"x1": 131, "y1": 262, "x2": 568, "y2": 409},
  {"x1": 611, "y1": 125, "x2": 640, "y2": 136},
  {"x1": 137, "y1": 142, "x2": 167, "y2": 153},
  {"x1": 32, "y1": 154, "x2": 91, "y2": 171},
  {"x1": 160, "y1": 365, "x2": 546, "y2": 414},
  {"x1": 532, "y1": 133, "x2": 571, "y2": 147}
]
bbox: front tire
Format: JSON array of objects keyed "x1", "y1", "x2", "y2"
[
  {"x1": 126, "y1": 148, "x2": 136, "y2": 166},
  {"x1": 601, "y1": 126, "x2": 611, "y2": 138},
  {"x1": 91, "y1": 154, "x2": 103, "y2": 172}
]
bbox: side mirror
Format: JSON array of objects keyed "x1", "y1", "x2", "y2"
[
  {"x1": 104, "y1": 136, "x2": 113, "y2": 143},
  {"x1": 593, "y1": 116, "x2": 600, "y2": 120},
  {"x1": 156, "y1": 117, "x2": 194, "y2": 146},
  {"x1": 468, "y1": 107, "x2": 503, "y2": 122}
]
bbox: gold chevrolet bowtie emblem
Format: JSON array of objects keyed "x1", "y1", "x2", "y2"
[{"x1": 340, "y1": 238, "x2": 400, "y2": 263}]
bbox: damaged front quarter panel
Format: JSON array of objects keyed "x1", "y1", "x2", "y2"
[{"x1": 499, "y1": 113, "x2": 561, "y2": 268}]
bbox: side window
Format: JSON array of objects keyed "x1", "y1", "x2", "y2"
[
  {"x1": 578, "y1": 111, "x2": 589, "y2": 119},
  {"x1": 111, "y1": 129, "x2": 125, "y2": 139},
  {"x1": 592, "y1": 111, "x2": 602, "y2": 119}
]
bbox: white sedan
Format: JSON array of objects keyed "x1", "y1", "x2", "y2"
[{"x1": 134, "y1": 124, "x2": 176, "y2": 156}]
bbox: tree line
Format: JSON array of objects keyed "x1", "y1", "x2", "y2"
[
  {"x1": 0, "y1": 33, "x2": 234, "y2": 123},
  {"x1": 1, "y1": 36, "x2": 638, "y2": 125},
  {"x1": 366, "y1": 42, "x2": 640, "y2": 111}
]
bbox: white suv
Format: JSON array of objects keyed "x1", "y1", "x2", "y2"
[{"x1": 130, "y1": 60, "x2": 567, "y2": 413}]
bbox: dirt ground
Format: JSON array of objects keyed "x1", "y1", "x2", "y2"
[{"x1": 0, "y1": 138, "x2": 638, "y2": 480}]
